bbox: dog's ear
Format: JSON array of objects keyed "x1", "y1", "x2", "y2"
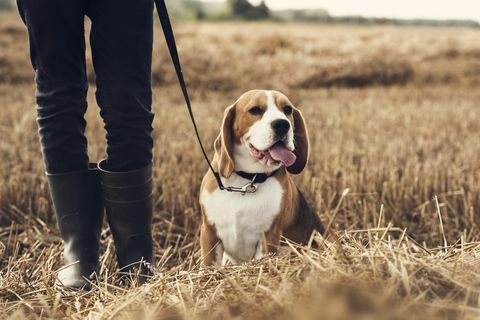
[
  {"x1": 287, "y1": 107, "x2": 309, "y2": 174},
  {"x1": 214, "y1": 104, "x2": 236, "y2": 178}
]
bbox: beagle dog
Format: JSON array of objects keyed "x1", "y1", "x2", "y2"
[{"x1": 199, "y1": 90, "x2": 324, "y2": 266}]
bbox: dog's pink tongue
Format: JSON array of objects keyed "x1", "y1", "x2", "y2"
[{"x1": 269, "y1": 143, "x2": 296, "y2": 167}]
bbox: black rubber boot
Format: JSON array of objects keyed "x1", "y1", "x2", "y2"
[
  {"x1": 98, "y1": 160, "x2": 154, "y2": 284},
  {"x1": 47, "y1": 164, "x2": 104, "y2": 289}
]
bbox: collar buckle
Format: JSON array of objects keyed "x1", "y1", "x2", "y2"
[{"x1": 225, "y1": 174, "x2": 258, "y2": 195}]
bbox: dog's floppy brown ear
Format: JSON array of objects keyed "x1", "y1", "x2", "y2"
[
  {"x1": 287, "y1": 107, "x2": 309, "y2": 174},
  {"x1": 214, "y1": 104, "x2": 236, "y2": 178}
]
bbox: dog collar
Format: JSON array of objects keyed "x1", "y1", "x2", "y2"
[{"x1": 234, "y1": 169, "x2": 280, "y2": 184}]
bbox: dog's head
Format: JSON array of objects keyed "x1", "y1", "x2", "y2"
[{"x1": 214, "y1": 90, "x2": 309, "y2": 178}]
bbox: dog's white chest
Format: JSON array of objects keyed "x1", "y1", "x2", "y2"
[{"x1": 200, "y1": 175, "x2": 284, "y2": 263}]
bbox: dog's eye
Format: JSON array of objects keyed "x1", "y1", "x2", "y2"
[
  {"x1": 249, "y1": 106, "x2": 263, "y2": 115},
  {"x1": 284, "y1": 106, "x2": 293, "y2": 115}
]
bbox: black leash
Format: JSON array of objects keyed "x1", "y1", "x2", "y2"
[{"x1": 155, "y1": 0, "x2": 260, "y2": 194}]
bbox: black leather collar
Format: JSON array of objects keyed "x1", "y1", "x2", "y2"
[{"x1": 234, "y1": 169, "x2": 280, "y2": 183}]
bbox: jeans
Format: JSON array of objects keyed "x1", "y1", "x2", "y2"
[{"x1": 17, "y1": 0, "x2": 155, "y2": 173}]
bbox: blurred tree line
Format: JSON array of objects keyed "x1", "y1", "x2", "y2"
[
  {"x1": 0, "y1": 0, "x2": 14, "y2": 10},
  {"x1": 228, "y1": 0, "x2": 269, "y2": 20},
  {"x1": 165, "y1": 0, "x2": 269, "y2": 21},
  {"x1": 1, "y1": 0, "x2": 476, "y2": 27},
  {"x1": 163, "y1": 0, "x2": 478, "y2": 27}
]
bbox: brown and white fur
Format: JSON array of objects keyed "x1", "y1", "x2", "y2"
[{"x1": 199, "y1": 90, "x2": 324, "y2": 266}]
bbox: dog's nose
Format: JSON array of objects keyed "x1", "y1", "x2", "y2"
[{"x1": 271, "y1": 119, "x2": 290, "y2": 137}]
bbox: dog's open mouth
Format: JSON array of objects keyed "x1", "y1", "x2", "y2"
[{"x1": 249, "y1": 141, "x2": 296, "y2": 167}]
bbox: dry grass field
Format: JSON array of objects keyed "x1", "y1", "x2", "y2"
[{"x1": 2, "y1": 11, "x2": 480, "y2": 319}]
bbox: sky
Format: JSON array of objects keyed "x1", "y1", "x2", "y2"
[{"x1": 202, "y1": 0, "x2": 480, "y2": 22}]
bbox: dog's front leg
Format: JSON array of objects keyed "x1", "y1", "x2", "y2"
[
  {"x1": 200, "y1": 216, "x2": 221, "y2": 266},
  {"x1": 254, "y1": 240, "x2": 264, "y2": 260}
]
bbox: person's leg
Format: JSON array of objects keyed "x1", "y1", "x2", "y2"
[
  {"x1": 88, "y1": 0, "x2": 155, "y2": 172},
  {"x1": 88, "y1": 0, "x2": 155, "y2": 283},
  {"x1": 17, "y1": 0, "x2": 104, "y2": 289},
  {"x1": 17, "y1": 0, "x2": 90, "y2": 174}
]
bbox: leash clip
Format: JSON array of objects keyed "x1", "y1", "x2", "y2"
[{"x1": 225, "y1": 174, "x2": 258, "y2": 195}]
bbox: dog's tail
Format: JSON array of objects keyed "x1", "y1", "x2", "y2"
[
  {"x1": 312, "y1": 208, "x2": 325, "y2": 235},
  {"x1": 296, "y1": 188, "x2": 324, "y2": 233},
  {"x1": 283, "y1": 188, "x2": 325, "y2": 245}
]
